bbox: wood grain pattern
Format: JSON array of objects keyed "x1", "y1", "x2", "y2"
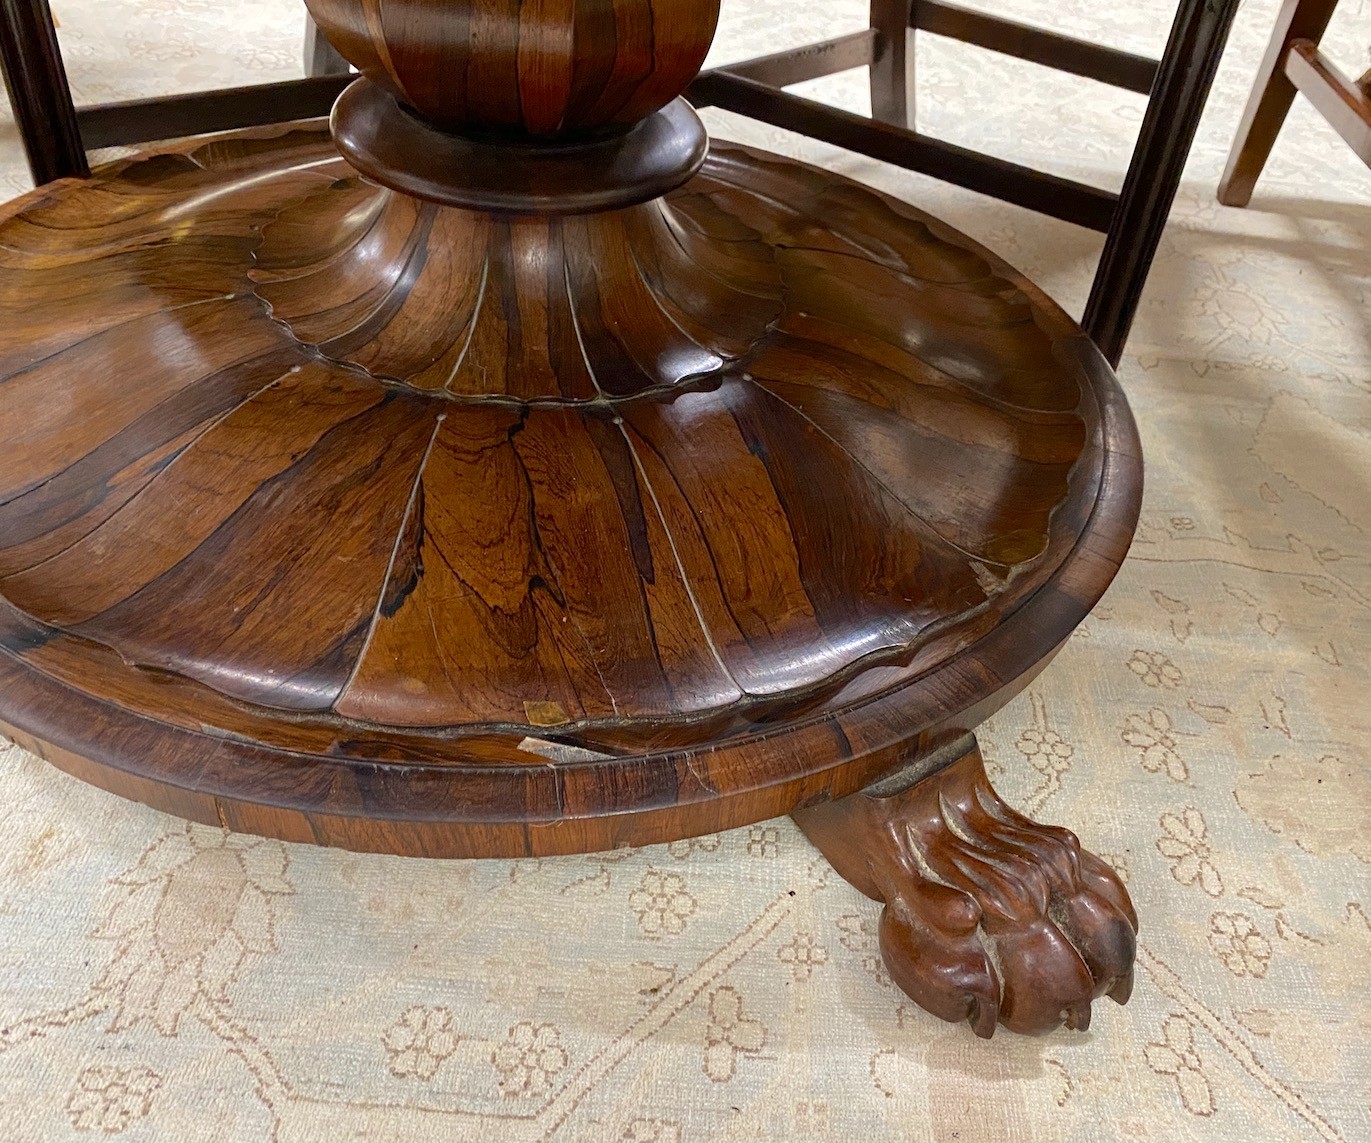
[
  {"x1": 247, "y1": 176, "x2": 782, "y2": 399},
  {"x1": 1284, "y1": 39, "x2": 1371, "y2": 167},
  {"x1": 0, "y1": 127, "x2": 1140, "y2": 860},
  {"x1": 304, "y1": 0, "x2": 720, "y2": 136},
  {"x1": 1217, "y1": 0, "x2": 1342, "y2": 207},
  {"x1": 329, "y1": 78, "x2": 710, "y2": 214},
  {"x1": 793, "y1": 737, "x2": 1138, "y2": 1038},
  {"x1": 0, "y1": 3, "x2": 1146, "y2": 1041}
]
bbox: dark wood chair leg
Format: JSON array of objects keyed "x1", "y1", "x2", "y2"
[
  {"x1": 0, "y1": 0, "x2": 87, "y2": 183},
  {"x1": 1217, "y1": 0, "x2": 1342, "y2": 207},
  {"x1": 870, "y1": 0, "x2": 914, "y2": 128},
  {"x1": 1082, "y1": 0, "x2": 1240, "y2": 367},
  {"x1": 303, "y1": 14, "x2": 350, "y2": 79}
]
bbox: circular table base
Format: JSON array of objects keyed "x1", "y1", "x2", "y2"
[
  {"x1": 0, "y1": 127, "x2": 1138, "y2": 861},
  {"x1": 0, "y1": 125, "x2": 1143, "y2": 1038}
]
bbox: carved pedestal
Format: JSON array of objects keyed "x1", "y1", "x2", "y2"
[{"x1": 0, "y1": 0, "x2": 1142, "y2": 1038}]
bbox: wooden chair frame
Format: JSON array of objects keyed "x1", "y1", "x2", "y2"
[
  {"x1": 1218, "y1": 0, "x2": 1371, "y2": 207},
  {"x1": 1, "y1": 0, "x2": 1240, "y2": 365},
  {"x1": 0, "y1": 0, "x2": 352, "y2": 183},
  {"x1": 688, "y1": 0, "x2": 1240, "y2": 365}
]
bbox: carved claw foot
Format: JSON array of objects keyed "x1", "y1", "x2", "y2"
[{"x1": 794, "y1": 737, "x2": 1137, "y2": 1037}]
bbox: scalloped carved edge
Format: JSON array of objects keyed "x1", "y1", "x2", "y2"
[{"x1": 794, "y1": 735, "x2": 1137, "y2": 1037}]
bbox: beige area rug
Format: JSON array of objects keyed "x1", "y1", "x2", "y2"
[{"x1": 1, "y1": 1, "x2": 1369, "y2": 1140}]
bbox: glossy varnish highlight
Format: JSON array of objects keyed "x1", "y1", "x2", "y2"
[
  {"x1": 303, "y1": 0, "x2": 721, "y2": 135},
  {"x1": 0, "y1": 0, "x2": 1144, "y2": 1040},
  {"x1": 0, "y1": 127, "x2": 1135, "y2": 849}
]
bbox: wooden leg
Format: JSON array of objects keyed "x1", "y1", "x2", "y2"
[
  {"x1": 304, "y1": 14, "x2": 350, "y2": 78},
  {"x1": 870, "y1": 0, "x2": 914, "y2": 128},
  {"x1": 1082, "y1": 0, "x2": 1239, "y2": 367},
  {"x1": 0, "y1": 0, "x2": 87, "y2": 184},
  {"x1": 793, "y1": 736, "x2": 1137, "y2": 1038},
  {"x1": 1217, "y1": 0, "x2": 1341, "y2": 208}
]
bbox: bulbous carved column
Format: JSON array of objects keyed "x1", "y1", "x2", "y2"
[
  {"x1": 0, "y1": 0, "x2": 1143, "y2": 1042},
  {"x1": 305, "y1": 0, "x2": 719, "y2": 137},
  {"x1": 311, "y1": 0, "x2": 718, "y2": 214},
  {"x1": 276, "y1": 0, "x2": 735, "y2": 396}
]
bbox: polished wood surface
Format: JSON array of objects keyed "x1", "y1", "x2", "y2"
[
  {"x1": 330, "y1": 78, "x2": 707, "y2": 212},
  {"x1": 0, "y1": 125, "x2": 1139, "y2": 860},
  {"x1": 0, "y1": 0, "x2": 88, "y2": 181},
  {"x1": 3, "y1": 0, "x2": 1236, "y2": 369},
  {"x1": 690, "y1": 69, "x2": 1119, "y2": 233},
  {"x1": 1081, "y1": 0, "x2": 1239, "y2": 361},
  {"x1": 1281, "y1": 40, "x2": 1371, "y2": 168},
  {"x1": 0, "y1": 0, "x2": 1144, "y2": 1039},
  {"x1": 0, "y1": 0, "x2": 352, "y2": 177},
  {"x1": 870, "y1": 0, "x2": 913, "y2": 128},
  {"x1": 1220, "y1": 0, "x2": 1371, "y2": 203},
  {"x1": 305, "y1": 12, "x2": 351, "y2": 77},
  {"x1": 794, "y1": 737, "x2": 1137, "y2": 1038},
  {"x1": 1217, "y1": 0, "x2": 1343, "y2": 207},
  {"x1": 305, "y1": 0, "x2": 719, "y2": 137},
  {"x1": 695, "y1": 0, "x2": 1240, "y2": 368}
]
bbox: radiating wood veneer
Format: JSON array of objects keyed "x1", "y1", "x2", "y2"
[{"x1": 0, "y1": 0, "x2": 1143, "y2": 1038}]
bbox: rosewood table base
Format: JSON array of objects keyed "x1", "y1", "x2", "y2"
[{"x1": 0, "y1": 0, "x2": 1143, "y2": 1041}]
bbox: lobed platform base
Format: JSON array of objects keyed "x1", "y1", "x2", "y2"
[{"x1": 0, "y1": 123, "x2": 1140, "y2": 1037}]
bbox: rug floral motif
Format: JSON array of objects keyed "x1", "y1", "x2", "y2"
[{"x1": 1, "y1": 0, "x2": 1368, "y2": 1139}]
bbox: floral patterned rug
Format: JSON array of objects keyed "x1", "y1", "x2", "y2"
[{"x1": 1, "y1": 1, "x2": 1368, "y2": 1140}]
